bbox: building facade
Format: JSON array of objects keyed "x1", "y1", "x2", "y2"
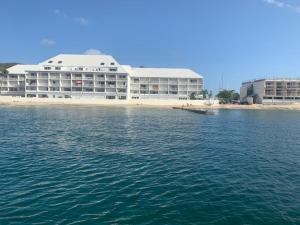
[
  {"x1": 0, "y1": 54, "x2": 203, "y2": 100},
  {"x1": 240, "y1": 78, "x2": 300, "y2": 104}
]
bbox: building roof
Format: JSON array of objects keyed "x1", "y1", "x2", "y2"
[
  {"x1": 39, "y1": 54, "x2": 119, "y2": 67},
  {"x1": 7, "y1": 64, "x2": 40, "y2": 74},
  {"x1": 129, "y1": 67, "x2": 202, "y2": 79},
  {"x1": 6, "y1": 54, "x2": 203, "y2": 78},
  {"x1": 242, "y1": 77, "x2": 300, "y2": 85}
]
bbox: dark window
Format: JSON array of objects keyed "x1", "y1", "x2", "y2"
[
  {"x1": 100, "y1": 63, "x2": 105, "y2": 65},
  {"x1": 58, "y1": 61, "x2": 62, "y2": 64},
  {"x1": 109, "y1": 68, "x2": 117, "y2": 72},
  {"x1": 48, "y1": 61, "x2": 53, "y2": 63},
  {"x1": 110, "y1": 62, "x2": 115, "y2": 65}
]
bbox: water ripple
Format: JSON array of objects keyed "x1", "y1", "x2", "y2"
[{"x1": 0, "y1": 107, "x2": 299, "y2": 224}]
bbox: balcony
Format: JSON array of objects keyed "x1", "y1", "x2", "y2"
[
  {"x1": 106, "y1": 88, "x2": 116, "y2": 93},
  {"x1": 72, "y1": 87, "x2": 82, "y2": 92},
  {"x1": 95, "y1": 75, "x2": 105, "y2": 80},
  {"x1": 159, "y1": 91, "x2": 168, "y2": 94},
  {"x1": 38, "y1": 82, "x2": 49, "y2": 87},
  {"x1": 149, "y1": 79, "x2": 159, "y2": 83},
  {"x1": 49, "y1": 87, "x2": 60, "y2": 92},
  {"x1": 160, "y1": 78, "x2": 169, "y2": 84},
  {"x1": 27, "y1": 74, "x2": 37, "y2": 79},
  {"x1": 83, "y1": 75, "x2": 94, "y2": 80},
  {"x1": 106, "y1": 76, "x2": 116, "y2": 81},
  {"x1": 26, "y1": 83, "x2": 37, "y2": 87},
  {"x1": 26, "y1": 86, "x2": 37, "y2": 91},
  {"x1": 95, "y1": 88, "x2": 105, "y2": 92},
  {"x1": 38, "y1": 76, "x2": 48, "y2": 80},
  {"x1": 83, "y1": 88, "x2": 94, "y2": 92},
  {"x1": 132, "y1": 78, "x2": 139, "y2": 84},
  {"x1": 8, "y1": 77, "x2": 18, "y2": 81},
  {"x1": 83, "y1": 84, "x2": 94, "y2": 88},
  {"x1": 62, "y1": 88, "x2": 71, "y2": 92},
  {"x1": 117, "y1": 75, "x2": 127, "y2": 80},
  {"x1": 117, "y1": 88, "x2": 126, "y2": 93},
  {"x1": 73, "y1": 74, "x2": 82, "y2": 79},
  {"x1": 61, "y1": 75, "x2": 71, "y2": 80},
  {"x1": 38, "y1": 87, "x2": 48, "y2": 92},
  {"x1": 49, "y1": 81, "x2": 60, "y2": 87}
]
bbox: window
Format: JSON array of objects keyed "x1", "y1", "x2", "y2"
[
  {"x1": 118, "y1": 75, "x2": 126, "y2": 79},
  {"x1": 150, "y1": 90, "x2": 158, "y2": 94},
  {"x1": 110, "y1": 62, "x2": 115, "y2": 65},
  {"x1": 44, "y1": 67, "x2": 51, "y2": 70},
  {"x1": 79, "y1": 67, "x2": 83, "y2": 71},
  {"x1": 106, "y1": 96, "x2": 116, "y2": 99},
  {"x1": 55, "y1": 67, "x2": 61, "y2": 70},
  {"x1": 48, "y1": 61, "x2": 53, "y2": 63},
  {"x1": 58, "y1": 61, "x2": 62, "y2": 64},
  {"x1": 100, "y1": 63, "x2": 105, "y2": 66},
  {"x1": 109, "y1": 67, "x2": 117, "y2": 72},
  {"x1": 27, "y1": 94, "x2": 36, "y2": 98}
]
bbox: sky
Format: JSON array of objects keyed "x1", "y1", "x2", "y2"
[{"x1": 1, "y1": 0, "x2": 300, "y2": 92}]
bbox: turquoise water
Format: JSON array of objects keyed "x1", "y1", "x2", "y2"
[{"x1": 0, "y1": 106, "x2": 299, "y2": 225}]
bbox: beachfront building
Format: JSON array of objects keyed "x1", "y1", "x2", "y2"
[
  {"x1": 0, "y1": 54, "x2": 203, "y2": 100},
  {"x1": 240, "y1": 78, "x2": 300, "y2": 104}
]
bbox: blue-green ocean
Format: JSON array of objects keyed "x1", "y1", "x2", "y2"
[{"x1": 0, "y1": 106, "x2": 299, "y2": 225}]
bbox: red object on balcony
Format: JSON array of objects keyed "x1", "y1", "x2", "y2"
[{"x1": 75, "y1": 80, "x2": 82, "y2": 85}]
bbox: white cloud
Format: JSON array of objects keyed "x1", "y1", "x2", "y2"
[
  {"x1": 263, "y1": 0, "x2": 286, "y2": 8},
  {"x1": 41, "y1": 38, "x2": 55, "y2": 47},
  {"x1": 84, "y1": 49, "x2": 103, "y2": 55},
  {"x1": 54, "y1": 9, "x2": 88, "y2": 25},
  {"x1": 74, "y1": 17, "x2": 88, "y2": 26},
  {"x1": 53, "y1": 9, "x2": 68, "y2": 19},
  {"x1": 262, "y1": 0, "x2": 300, "y2": 12}
]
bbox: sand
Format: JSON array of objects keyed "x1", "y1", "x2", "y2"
[{"x1": 1, "y1": 96, "x2": 300, "y2": 110}]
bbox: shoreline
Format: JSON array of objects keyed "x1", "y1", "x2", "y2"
[{"x1": 0, "y1": 96, "x2": 300, "y2": 110}]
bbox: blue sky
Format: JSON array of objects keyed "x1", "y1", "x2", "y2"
[{"x1": 1, "y1": 0, "x2": 300, "y2": 92}]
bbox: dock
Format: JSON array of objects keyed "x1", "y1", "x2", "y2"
[{"x1": 172, "y1": 107, "x2": 215, "y2": 115}]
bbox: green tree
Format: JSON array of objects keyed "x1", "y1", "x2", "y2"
[
  {"x1": 232, "y1": 92, "x2": 240, "y2": 101},
  {"x1": 217, "y1": 89, "x2": 240, "y2": 103},
  {"x1": 190, "y1": 92, "x2": 196, "y2": 100},
  {"x1": 201, "y1": 89, "x2": 209, "y2": 99}
]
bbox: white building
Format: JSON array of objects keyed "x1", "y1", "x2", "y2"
[
  {"x1": 240, "y1": 78, "x2": 300, "y2": 104},
  {"x1": 0, "y1": 54, "x2": 203, "y2": 100}
]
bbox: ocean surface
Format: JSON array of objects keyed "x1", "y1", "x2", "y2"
[{"x1": 0, "y1": 106, "x2": 299, "y2": 225}]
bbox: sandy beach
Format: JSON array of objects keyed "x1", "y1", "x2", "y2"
[
  {"x1": 194, "y1": 103, "x2": 300, "y2": 111},
  {"x1": 1, "y1": 96, "x2": 300, "y2": 110}
]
